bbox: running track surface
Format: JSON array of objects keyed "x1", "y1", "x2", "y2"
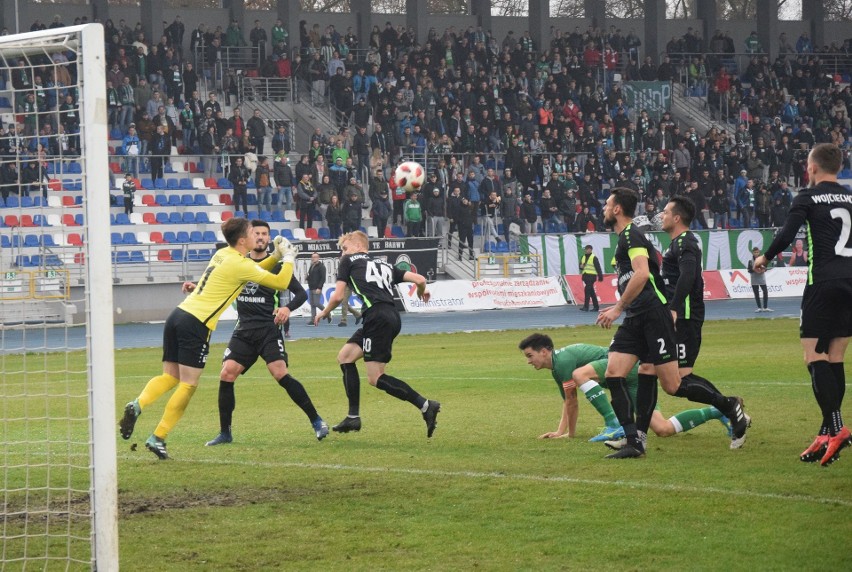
[{"x1": 1, "y1": 298, "x2": 801, "y2": 353}]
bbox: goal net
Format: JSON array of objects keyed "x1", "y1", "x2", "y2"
[{"x1": 0, "y1": 25, "x2": 118, "y2": 569}]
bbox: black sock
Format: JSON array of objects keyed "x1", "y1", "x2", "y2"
[
  {"x1": 218, "y1": 380, "x2": 235, "y2": 434},
  {"x1": 636, "y1": 374, "x2": 658, "y2": 435},
  {"x1": 809, "y1": 361, "x2": 841, "y2": 435},
  {"x1": 278, "y1": 374, "x2": 319, "y2": 422},
  {"x1": 606, "y1": 377, "x2": 636, "y2": 439},
  {"x1": 376, "y1": 374, "x2": 427, "y2": 409},
  {"x1": 831, "y1": 362, "x2": 845, "y2": 408},
  {"x1": 340, "y1": 363, "x2": 360, "y2": 416},
  {"x1": 675, "y1": 373, "x2": 728, "y2": 411}
]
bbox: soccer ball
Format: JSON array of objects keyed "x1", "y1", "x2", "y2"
[{"x1": 394, "y1": 161, "x2": 426, "y2": 193}]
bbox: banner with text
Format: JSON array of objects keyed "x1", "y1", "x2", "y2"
[
  {"x1": 721, "y1": 267, "x2": 807, "y2": 299},
  {"x1": 521, "y1": 229, "x2": 777, "y2": 277},
  {"x1": 398, "y1": 277, "x2": 567, "y2": 313},
  {"x1": 564, "y1": 271, "x2": 731, "y2": 306}
]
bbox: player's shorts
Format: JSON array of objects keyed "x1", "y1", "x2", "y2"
[
  {"x1": 591, "y1": 359, "x2": 659, "y2": 410},
  {"x1": 222, "y1": 325, "x2": 288, "y2": 373},
  {"x1": 800, "y1": 279, "x2": 852, "y2": 347},
  {"x1": 609, "y1": 305, "x2": 677, "y2": 365},
  {"x1": 162, "y1": 307, "x2": 212, "y2": 369},
  {"x1": 674, "y1": 318, "x2": 703, "y2": 369},
  {"x1": 345, "y1": 304, "x2": 400, "y2": 363}
]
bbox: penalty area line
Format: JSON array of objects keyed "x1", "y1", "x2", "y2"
[{"x1": 135, "y1": 456, "x2": 852, "y2": 508}]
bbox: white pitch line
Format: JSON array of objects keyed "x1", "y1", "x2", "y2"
[{"x1": 121, "y1": 456, "x2": 852, "y2": 508}]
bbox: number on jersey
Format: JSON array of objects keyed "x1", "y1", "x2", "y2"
[
  {"x1": 830, "y1": 208, "x2": 852, "y2": 257},
  {"x1": 365, "y1": 260, "x2": 394, "y2": 293}
]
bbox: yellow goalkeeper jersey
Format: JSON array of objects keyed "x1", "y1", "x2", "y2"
[{"x1": 178, "y1": 246, "x2": 293, "y2": 330}]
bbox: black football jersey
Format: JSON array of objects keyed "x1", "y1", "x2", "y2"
[
  {"x1": 336, "y1": 253, "x2": 406, "y2": 311},
  {"x1": 662, "y1": 230, "x2": 705, "y2": 321},
  {"x1": 613, "y1": 222, "x2": 668, "y2": 317},
  {"x1": 765, "y1": 181, "x2": 852, "y2": 284},
  {"x1": 234, "y1": 255, "x2": 303, "y2": 330}
]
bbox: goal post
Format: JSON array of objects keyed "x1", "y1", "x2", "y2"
[{"x1": 0, "y1": 24, "x2": 118, "y2": 569}]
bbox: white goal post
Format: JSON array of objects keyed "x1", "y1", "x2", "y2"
[{"x1": 0, "y1": 24, "x2": 117, "y2": 569}]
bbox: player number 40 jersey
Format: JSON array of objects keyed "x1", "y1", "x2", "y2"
[{"x1": 336, "y1": 253, "x2": 407, "y2": 310}]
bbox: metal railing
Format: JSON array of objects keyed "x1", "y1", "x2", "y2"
[{"x1": 236, "y1": 75, "x2": 294, "y2": 103}]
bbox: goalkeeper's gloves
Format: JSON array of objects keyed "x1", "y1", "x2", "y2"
[{"x1": 272, "y1": 235, "x2": 298, "y2": 264}]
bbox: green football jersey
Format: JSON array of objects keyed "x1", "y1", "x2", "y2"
[{"x1": 551, "y1": 344, "x2": 609, "y2": 398}]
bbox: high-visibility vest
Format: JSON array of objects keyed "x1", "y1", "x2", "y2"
[{"x1": 580, "y1": 254, "x2": 598, "y2": 275}]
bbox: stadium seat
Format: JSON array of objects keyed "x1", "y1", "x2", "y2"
[
  {"x1": 111, "y1": 232, "x2": 123, "y2": 245},
  {"x1": 143, "y1": 212, "x2": 156, "y2": 224},
  {"x1": 32, "y1": 215, "x2": 49, "y2": 227},
  {"x1": 291, "y1": 228, "x2": 307, "y2": 241},
  {"x1": 154, "y1": 179, "x2": 167, "y2": 190},
  {"x1": 129, "y1": 213, "x2": 144, "y2": 225},
  {"x1": 122, "y1": 232, "x2": 138, "y2": 245},
  {"x1": 4, "y1": 215, "x2": 19, "y2": 227},
  {"x1": 150, "y1": 231, "x2": 165, "y2": 244},
  {"x1": 142, "y1": 194, "x2": 156, "y2": 206},
  {"x1": 155, "y1": 212, "x2": 169, "y2": 225},
  {"x1": 221, "y1": 211, "x2": 234, "y2": 222},
  {"x1": 1, "y1": 235, "x2": 11, "y2": 248},
  {"x1": 74, "y1": 214, "x2": 84, "y2": 225},
  {"x1": 189, "y1": 231, "x2": 204, "y2": 242},
  {"x1": 304, "y1": 228, "x2": 319, "y2": 240},
  {"x1": 176, "y1": 231, "x2": 190, "y2": 243},
  {"x1": 129, "y1": 251, "x2": 145, "y2": 263},
  {"x1": 115, "y1": 213, "x2": 131, "y2": 225},
  {"x1": 15, "y1": 255, "x2": 30, "y2": 267},
  {"x1": 155, "y1": 193, "x2": 169, "y2": 206},
  {"x1": 246, "y1": 194, "x2": 257, "y2": 205},
  {"x1": 20, "y1": 196, "x2": 34, "y2": 208},
  {"x1": 195, "y1": 211, "x2": 210, "y2": 224},
  {"x1": 43, "y1": 254, "x2": 63, "y2": 267},
  {"x1": 167, "y1": 194, "x2": 182, "y2": 207},
  {"x1": 367, "y1": 226, "x2": 378, "y2": 238},
  {"x1": 217, "y1": 178, "x2": 232, "y2": 189},
  {"x1": 193, "y1": 194, "x2": 209, "y2": 206},
  {"x1": 67, "y1": 162, "x2": 82, "y2": 174},
  {"x1": 61, "y1": 195, "x2": 75, "y2": 207},
  {"x1": 271, "y1": 211, "x2": 285, "y2": 222},
  {"x1": 206, "y1": 193, "x2": 222, "y2": 205},
  {"x1": 171, "y1": 249, "x2": 184, "y2": 261},
  {"x1": 157, "y1": 249, "x2": 172, "y2": 261},
  {"x1": 163, "y1": 231, "x2": 177, "y2": 244},
  {"x1": 259, "y1": 211, "x2": 272, "y2": 222},
  {"x1": 181, "y1": 212, "x2": 196, "y2": 224},
  {"x1": 168, "y1": 212, "x2": 182, "y2": 224},
  {"x1": 280, "y1": 229, "x2": 294, "y2": 240},
  {"x1": 62, "y1": 214, "x2": 79, "y2": 227},
  {"x1": 166, "y1": 178, "x2": 180, "y2": 190},
  {"x1": 40, "y1": 235, "x2": 56, "y2": 247},
  {"x1": 384, "y1": 227, "x2": 394, "y2": 238},
  {"x1": 205, "y1": 178, "x2": 220, "y2": 189},
  {"x1": 140, "y1": 179, "x2": 154, "y2": 190},
  {"x1": 192, "y1": 178, "x2": 208, "y2": 190},
  {"x1": 47, "y1": 195, "x2": 62, "y2": 208},
  {"x1": 234, "y1": 210, "x2": 245, "y2": 219},
  {"x1": 179, "y1": 179, "x2": 193, "y2": 190},
  {"x1": 5, "y1": 196, "x2": 19, "y2": 208},
  {"x1": 283, "y1": 210, "x2": 297, "y2": 222},
  {"x1": 208, "y1": 211, "x2": 222, "y2": 224},
  {"x1": 113, "y1": 251, "x2": 131, "y2": 264},
  {"x1": 219, "y1": 193, "x2": 232, "y2": 205},
  {"x1": 73, "y1": 252, "x2": 86, "y2": 264},
  {"x1": 202, "y1": 231, "x2": 217, "y2": 242},
  {"x1": 318, "y1": 227, "x2": 331, "y2": 239},
  {"x1": 391, "y1": 225, "x2": 404, "y2": 238},
  {"x1": 136, "y1": 231, "x2": 151, "y2": 244},
  {"x1": 23, "y1": 234, "x2": 40, "y2": 247}
]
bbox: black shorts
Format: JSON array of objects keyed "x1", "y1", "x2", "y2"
[
  {"x1": 674, "y1": 318, "x2": 703, "y2": 369},
  {"x1": 800, "y1": 280, "x2": 852, "y2": 343},
  {"x1": 162, "y1": 307, "x2": 212, "y2": 369},
  {"x1": 346, "y1": 304, "x2": 401, "y2": 363},
  {"x1": 223, "y1": 325, "x2": 288, "y2": 373},
  {"x1": 609, "y1": 305, "x2": 678, "y2": 365}
]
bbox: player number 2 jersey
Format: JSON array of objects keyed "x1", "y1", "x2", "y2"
[
  {"x1": 613, "y1": 222, "x2": 668, "y2": 316},
  {"x1": 336, "y1": 253, "x2": 407, "y2": 310},
  {"x1": 765, "y1": 181, "x2": 852, "y2": 284}
]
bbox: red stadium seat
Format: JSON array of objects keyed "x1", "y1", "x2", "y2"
[
  {"x1": 219, "y1": 193, "x2": 232, "y2": 205},
  {"x1": 304, "y1": 228, "x2": 319, "y2": 240},
  {"x1": 150, "y1": 231, "x2": 165, "y2": 244},
  {"x1": 67, "y1": 233, "x2": 83, "y2": 246},
  {"x1": 157, "y1": 249, "x2": 172, "y2": 261},
  {"x1": 20, "y1": 215, "x2": 36, "y2": 227},
  {"x1": 221, "y1": 211, "x2": 234, "y2": 221},
  {"x1": 62, "y1": 195, "x2": 76, "y2": 206},
  {"x1": 4, "y1": 215, "x2": 20, "y2": 227},
  {"x1": 205, "y1": 178, "x2": 219, "y2": 189}
]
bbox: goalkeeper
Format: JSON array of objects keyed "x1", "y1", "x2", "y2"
[
  {"x1": 119, "y1": 217, "x2": 300, "y2": 460},
  {"x1": 518, "y1": 334, "x2": 731, "y2": 442}
]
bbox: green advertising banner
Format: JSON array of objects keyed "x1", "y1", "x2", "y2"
[
  {"x1": 520, "y1": 229, "x2": 777, "y2": 276},
  {"x1": 622, "y1": 81, "x2": 672, "y2": 117}
]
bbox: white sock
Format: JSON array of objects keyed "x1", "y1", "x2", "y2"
[
  {"x1": 669, "y1": 416, "x2": 684, "y2": 434},
  {"x1": 578, "y1": 380, "x2": 600, "y2": 394},
  {"x1": 421, "y1": 400, "x2": 429, "y2": 413}
]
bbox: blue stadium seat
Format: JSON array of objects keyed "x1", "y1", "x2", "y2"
[
  {"x1": 23, "y1": 234, "x2": 40, "y2": 247},
  {"x1": 43, "y1": 254, "x2": 63, "y2": 266},
  {"x1": 114, "y1": 213, "x2": 131, "y2": 225},
  {"x1": 180, "y1": 179, "x2": 194, "y2": 190},
  {"x1": 0, "y1": 197, "x2": 5, "y2": 208},
  {"x1": 189, "y1": 231, "x2": 204, "y2": 242},
  {"x1": 154, "y1": 179, "x2": 167, "y2": 190},
  {"x1": 141, "y1": 179, "x2": 154, "y2": 190},
  {"x1": 32, "y1": 215, "x2": 49, "y2": 227},
  {"x1": 14, "y1": 255, "x2": 30, "y2": 267},
  {"x1": 168, "y1": 212, "x2": 182, "y2": 224},
  {"x1": 67, "y1": 162, "x2": 82, "y2": 174},
  {"x1": 111, "y1": 232, "x2": 123, "y2": 245},
  {"x1": 167, "y1": 178, "x2": 180, "y2": 190},
  {"x1": 75, "y1": 214, "x2": 84, "y2": 226},
  {"x1": 193, "y1": 194, "x2": 209, "y2": 206},
  {"x1": 473, "y1": 224, "x2": 482, "y2": 236},
  {"x1": 246, "y1": 194, "x2": 258, "y2": 205},
  {"x1": 171, "y1": 249, "x2": 184, "y2": 261},
  {"x1": 234, "y1": 210, "x2": 245, "y2": 218},
  {"x1": 109, "y1": 127, "x2": 123, "y2": 140},
  {"x1": 20, "y1": 196, "x2": 33, "y2": 208},
  {"x1": 176, "y1": 231, "x2": 190, "y2": 243},
  {"x1": 5, "y1": 196, "x2": 19, "y2": 208},
  {"x1": 40, "y1": 235, "x2": 56, "y2": 247},
  {"x1": 269, "y1": 229, "x2": 279, "y2": 239},
  {"x1": 280, "y1": 229, "x2": 294, "y2": 240},
  {"x1": 271, "y1": 211, "x2": 284, "y2": 222},
  {"x1": 217, "y1": 177, "x2": 231, "y2": 189},
  {"x1": 109, "y1": 213, "x2": 116, "y2": 225},
  {"x1": 122, "y1": 232, "x2": 138, "y2": 245},
  {"x1": 180, "y1": 194, "x2": 194, "y2": 206},
  {"x1": 318, "y1": 227, "x2": 331, "y2": 239},
  {"x1": 391, "y1": 225, "x2": 404, "y2": 237},
  {"x1": 114, "y1": 251, "x2": 131, "y2": 264},
  {"x1": 29, "y1": 255, "x2": 42, "y2": 267},
  {"x1": 154, "y1": 193, "x2": 169, "y2": 206},
  {"x1": 195, "y1": 211, "x2": 210, "y2": 224},
  {"x1": 163, "y1": 231, "x2": 177, "y2": 243},
  {"x1": 155, "y1": 212, "x2": 170, "y2": 225},
  {"x1": 167, "y1": 194, "x2": 182, "y2": 207},
  {"x1": 259, "y1": 211, "x2": 272, "y2": 222},
  {"x1": 181, "y1": 212, "x2": 196, "y2": 224},
  {"x1": 202, "y1": 231, "x2": 217, "y2": 242},
  {"x1": 130, "y1": 251, "x2": 145, "y2": 263}
]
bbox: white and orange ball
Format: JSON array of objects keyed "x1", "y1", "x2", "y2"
[{"x1": 394, "y1": 161, "x2": 426, "y2": 193}]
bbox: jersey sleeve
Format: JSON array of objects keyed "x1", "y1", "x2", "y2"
[
  {"x1": 764, "y1": 193, "x2": 809, "y2": 260},
  {"x1": 232, "y1": 256, "x2": 293, "y2": 292},
  {"x1": 285, "y1": 276, "x2": 308, "y2": 311},
  {"x1": 670, "y1": 243, "x2": 697, "y2": 312},
  {"x1": 335, "y1": 256, "x2": 352, "y2": 283},
  {"x1": 391, "y1": 264, "x2": 408, "y2": 285},
  {"x1": 626, "y1": 226, "x2": 649, "y2": 260}
]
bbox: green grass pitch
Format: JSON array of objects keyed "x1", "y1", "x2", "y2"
[{"x1": 110, "y1": 319, "x2": 849, "y2": 570}]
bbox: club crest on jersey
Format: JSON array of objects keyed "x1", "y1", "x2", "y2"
[{"x1": 243, "y1": 281, "x2": 259, "y2": 295}]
